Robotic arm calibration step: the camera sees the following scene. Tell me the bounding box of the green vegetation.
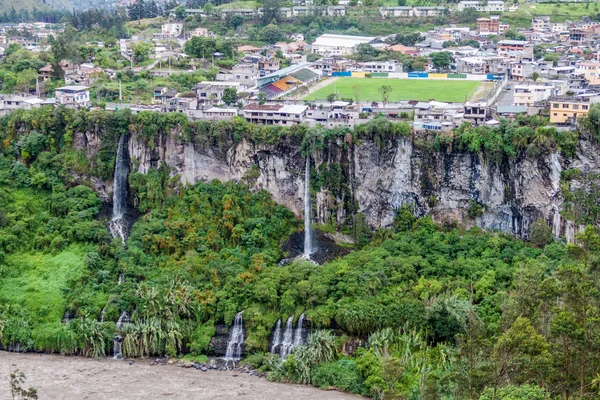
[1,108,600,399]
[304,78,482,103]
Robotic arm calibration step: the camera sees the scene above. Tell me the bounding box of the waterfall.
[270,319,282,354]
[99,308,105,323]
[116,311,129,330]
[225,312,245,360]
[303,155,313,258]
[113,311,129,359]
[109,134,129,244]
[279,315,294,358]
[293,313,306,346]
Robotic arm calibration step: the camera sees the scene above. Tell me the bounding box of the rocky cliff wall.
[113,129,600,242]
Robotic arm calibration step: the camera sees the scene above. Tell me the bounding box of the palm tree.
[530,71,541,82]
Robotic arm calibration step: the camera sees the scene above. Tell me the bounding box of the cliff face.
[116,129,599,242]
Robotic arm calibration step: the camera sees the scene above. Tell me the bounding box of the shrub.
[311,359,369,396]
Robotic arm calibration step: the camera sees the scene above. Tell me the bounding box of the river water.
[0,352,362,399]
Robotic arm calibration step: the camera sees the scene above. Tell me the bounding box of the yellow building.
[580,62,600,85]
[549,95,600,124]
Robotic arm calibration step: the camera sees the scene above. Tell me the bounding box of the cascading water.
[99,308,105,323]
[113,311,129,359]
[109,134,129,244]
[303,155,313,258]
[225,312,245,360]
[270,319,282,354]
[293,313,306,346]
[279,315,295,358]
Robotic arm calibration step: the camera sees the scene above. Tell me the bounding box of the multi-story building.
[531,16,551,31]
[477,17,499,34]
[54,86,90,108]
[513,84,560,106]
[463,102,488,125]
[457,0,504,12]
[259,57,280,74]
[509,62,534,81]
[579,61,600,85]
[242,103,308,125]
[413,101,464,132]
[217,63,259,87]
[193,81,242,105]
[0,94,44,116]
[497,40,529,55]
[549,95,600,124]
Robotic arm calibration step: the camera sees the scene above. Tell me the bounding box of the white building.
[243,103,308,125]
[311,34,381,56]
[513,84,561,106]
[55,86,90,108]
[457,0,504,12]
[161,23,183,37]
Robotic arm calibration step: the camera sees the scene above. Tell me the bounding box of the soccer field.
[303,78,482,103]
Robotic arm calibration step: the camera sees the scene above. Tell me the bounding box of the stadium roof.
[312,34,378,49]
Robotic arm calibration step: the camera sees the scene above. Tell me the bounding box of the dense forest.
[1,108,600,399]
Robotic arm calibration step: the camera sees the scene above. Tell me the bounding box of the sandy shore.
[0,352,364,400]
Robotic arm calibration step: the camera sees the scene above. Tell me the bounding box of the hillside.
[1,108,600,399]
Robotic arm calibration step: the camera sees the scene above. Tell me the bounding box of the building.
[202,107,238,121]
[38,64,54,82]
[463,102,488,125]
[387,44,419,56]
[513,84,559,106]
[579,62,600,85]
[477,17,499,34]
[259,57,281,74]
[413,101,464,132]
[457,0,504,12]
[0,94,44,116]
[497,40,529,55]
[193,81,242,105]
[379,6,413,18]
[362,60,402,73]
[242,103,308,125]
[55,86,90,108]
[413,6,446,17]
[311,34,381,56]
[509,62,534,81]
[217,63,259,87]
[154,23,183,39]
[532,16,551,31]
[549,94,600,124]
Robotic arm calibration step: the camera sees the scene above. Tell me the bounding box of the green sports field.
[303,78,482,103]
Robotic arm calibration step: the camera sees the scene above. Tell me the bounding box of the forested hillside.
[1,107,600,399]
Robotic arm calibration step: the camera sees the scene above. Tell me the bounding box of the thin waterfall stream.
[225,312,245,360]
[109,134,129,244]
[303,155,313,258]
[279,315,294,358]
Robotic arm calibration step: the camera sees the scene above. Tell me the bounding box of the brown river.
[0,352,363,399]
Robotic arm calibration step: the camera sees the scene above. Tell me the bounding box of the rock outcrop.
[89,128,600,242]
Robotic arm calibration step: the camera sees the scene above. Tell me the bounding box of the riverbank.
[0,352,364,399]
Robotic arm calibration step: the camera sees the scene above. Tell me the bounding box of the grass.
[0,247,86,325]
[303,78,481,103]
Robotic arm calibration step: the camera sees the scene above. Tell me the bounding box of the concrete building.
[217,63,259,87]
[477,17,499,34]
[413,101,464,132]
[55,86,90,108]
[497,40,529,55]
[549,94,600,124]
[532,16,551,31]
[311,34,381,56]
[193,81,242,106]
[579,62,600,85]
[243,103,308,125]
[457,0,504,12]
[202,107,238,121]
[513,84,560,106]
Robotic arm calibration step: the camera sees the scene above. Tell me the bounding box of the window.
[562,104,569,108]
[573,104,579,110]
[553,103,559,108]
[553,113,557,116]
[583,105,589,110]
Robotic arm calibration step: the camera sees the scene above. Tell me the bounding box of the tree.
[530,72,540,82]
[222,87,238,106]
[352,84,361,102]
[258,91,267,105]
[355,43,379,61]
[261,24,283,44]
[397,0,406,5]
[529,219,552,248]
[442,41,458,48]
[173,5,186,19]
[327,93,338,103]
[378,85,392,106]
[262,0,282,24]
[229,14,245,29]
[430,51,453,70]
[133,41,153,63]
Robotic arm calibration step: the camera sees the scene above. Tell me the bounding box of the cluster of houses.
[0,22,62,55]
